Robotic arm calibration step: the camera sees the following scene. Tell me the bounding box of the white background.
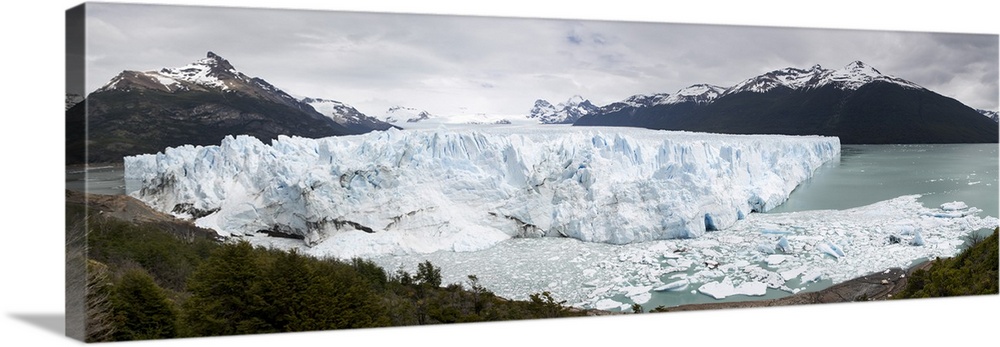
[1,1,998,346]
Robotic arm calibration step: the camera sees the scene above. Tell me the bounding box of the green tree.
[415,260,442,287]
[181,241,268,336]
[527,291,567,318]
[111,268,178,340]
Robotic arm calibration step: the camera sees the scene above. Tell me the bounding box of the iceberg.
[940,201,968,211]
[125,126,839,257]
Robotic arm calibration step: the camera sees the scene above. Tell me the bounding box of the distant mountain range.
[381,106,434,124]
[529,95,599,124]
[67,52,392,164]
[69,55,997,165]
[573,61,998,144]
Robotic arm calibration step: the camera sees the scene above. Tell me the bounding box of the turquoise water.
[769,144,998,220]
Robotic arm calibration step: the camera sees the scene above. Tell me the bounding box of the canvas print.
[65,2,999,342]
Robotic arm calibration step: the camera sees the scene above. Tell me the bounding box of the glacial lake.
[769,144,997,222]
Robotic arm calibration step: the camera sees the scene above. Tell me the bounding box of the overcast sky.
[80,2,999,117]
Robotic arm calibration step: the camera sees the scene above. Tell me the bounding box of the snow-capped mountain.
[723,61,923,96]
[69,52,379,164]
[96,52,304,106]
[598,93,671,114]
[663,84,727,104]
[977,109,999,123]
[382,106,434,123]
[575,61,997,144]
[301,97,395,133]
[529,95,599,124]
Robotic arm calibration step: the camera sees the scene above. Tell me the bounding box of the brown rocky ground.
[66,189,220,242]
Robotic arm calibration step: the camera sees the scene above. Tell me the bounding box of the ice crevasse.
[124,127,840,258]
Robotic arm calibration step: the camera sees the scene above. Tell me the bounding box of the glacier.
[124,126,839,258]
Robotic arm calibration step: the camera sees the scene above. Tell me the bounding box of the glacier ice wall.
[124,127,839,256]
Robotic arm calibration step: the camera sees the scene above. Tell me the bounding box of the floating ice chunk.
[629,292,652,304]
[690,240,721,248]
[698,279,735,299]
[757,243,776,254]
[780,266,808,281]
[940,201,968,211]
[765,255,787,266]
[890,223,919,236]
[776,236,792,253]
[734,281,768,296]
[761,225,792,235]
[816,242,840,259]
[829,242,845,257]
[698,278,767,299]
[922,210,971,218]
[701,249,722,258]
[622,285,653,297]
[911,232,925,246]
[800,268,823,283]
[589,286,612,298]
[817,241,845,259]
[594,298,623,310]
[653,279,689,292]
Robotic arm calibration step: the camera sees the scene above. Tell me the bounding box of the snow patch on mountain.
[382,106,433,123]
[98,52,236,93]
[724,61,923,96]
[125,127,840,258]
[529,96,600,124]
[599,93,671,114]
[663,84,727,105]
[301,97,391,129]
[977,109,999,123]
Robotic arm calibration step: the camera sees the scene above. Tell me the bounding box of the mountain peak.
[840,60,881,75]
[533,99,554,108]
[383,106,433,123]
[200,51,236,72]
[529,96,599,124]
[724,61,921,95]
[663,84,726,105]
[566,95,586,105]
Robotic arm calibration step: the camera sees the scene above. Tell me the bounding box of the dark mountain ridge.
[67,52,383,164]
[575,62,998,144]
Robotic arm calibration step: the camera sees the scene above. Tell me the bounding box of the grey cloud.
[83,3,998,116]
